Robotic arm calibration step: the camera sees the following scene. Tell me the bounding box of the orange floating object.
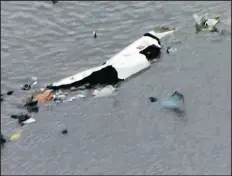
[34,90,54,104]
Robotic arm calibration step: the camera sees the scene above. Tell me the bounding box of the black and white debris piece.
[11,113,36,126]
[21,77,38,91]
[93,31,97,38]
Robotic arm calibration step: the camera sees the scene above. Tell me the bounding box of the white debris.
[22,118,36,124]
[63,94,86,103]
[92,85,116,98]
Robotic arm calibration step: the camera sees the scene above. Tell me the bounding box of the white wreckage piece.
[46,28,175,93]
[193,13,220,33]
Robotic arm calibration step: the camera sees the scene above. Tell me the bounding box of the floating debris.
[24,96,39,113]
[21,77,38,91]
[22,118,36,124]
[10,130,23,141]
[1,134,6,145]
[26,106,39,113]
[166,46,177,54]
[25,96,38,107]
[6,91,14,95]
[61,129,68,134]
[93,31,97,38]
[149,91,185,115]
[11,113,36,125]
[63,94,86,103]
[193,13,220,33]
[21,84,31,91]
[149,97,158,102]
[34,89,54,104]
[160,91,185,111]
[92,85,117,98]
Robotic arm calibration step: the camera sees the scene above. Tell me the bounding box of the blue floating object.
[160,91,185,111]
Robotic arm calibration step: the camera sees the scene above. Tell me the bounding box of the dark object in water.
[166,46,171,54]
[149,97,158,102]
[93,31,97,38]
[62,129,68,134]
[21,84,31,91]
[139,44,161,60]
[24,100,38,107]
[166,46,177,54]
[6,91,14,95]
[11,113,31,125]
[47,65,123,90]
[26,106,39,113]
[24,97,39,113]
[21,77,38,91]
[1,134,6,145]
[52,0,58,4]
[1,94,3,101]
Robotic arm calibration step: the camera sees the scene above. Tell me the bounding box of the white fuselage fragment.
[50,30,174,88]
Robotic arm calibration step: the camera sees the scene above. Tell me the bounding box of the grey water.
[1,1,231,175]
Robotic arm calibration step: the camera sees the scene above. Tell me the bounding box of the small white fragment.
[40,88,45,92]
[63,94,86,102]
[92,85,116,98]
[22,118,36,124]
[31,77,38,81]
